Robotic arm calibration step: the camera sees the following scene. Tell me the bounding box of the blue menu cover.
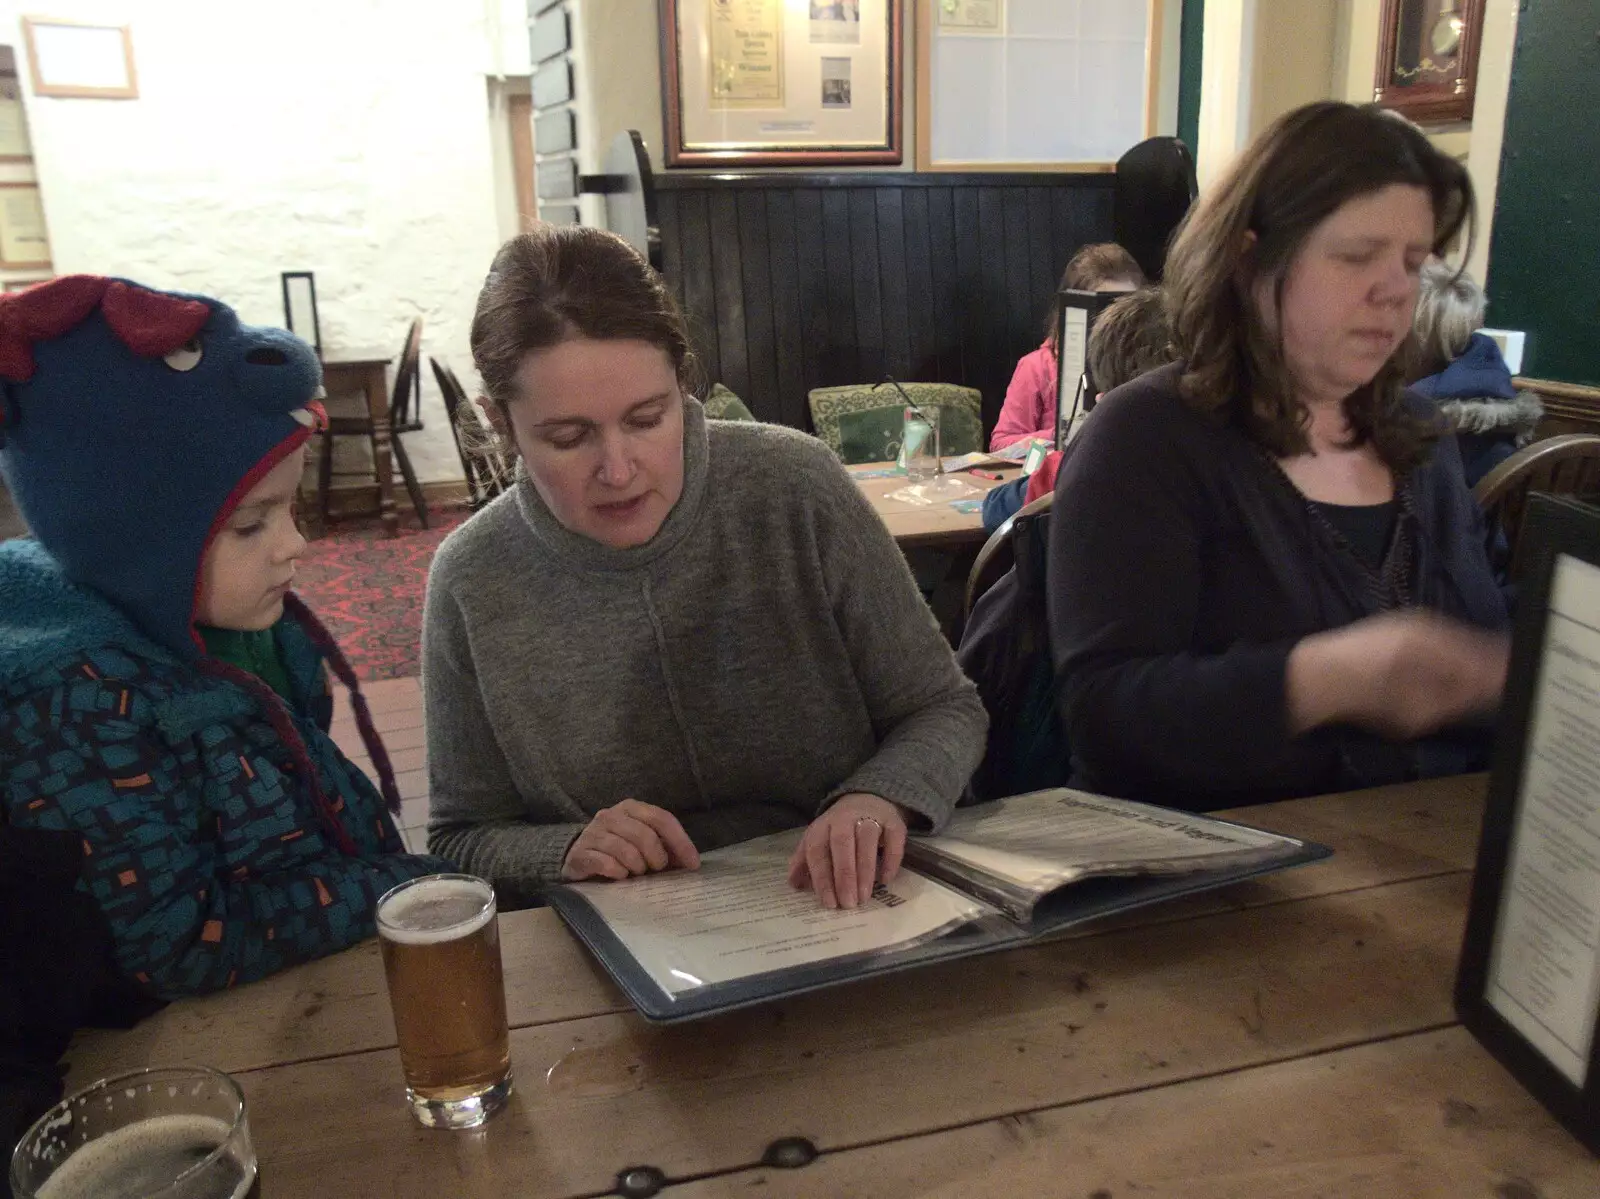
[548,789,1332,1024]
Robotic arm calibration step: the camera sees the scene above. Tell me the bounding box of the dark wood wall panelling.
[655,173,1115,434]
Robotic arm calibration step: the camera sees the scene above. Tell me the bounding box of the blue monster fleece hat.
[0,275,326,658]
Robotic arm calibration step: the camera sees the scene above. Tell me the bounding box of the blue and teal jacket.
[3,537,451,998]
[0,541,449,998]
[0,276,447,1000]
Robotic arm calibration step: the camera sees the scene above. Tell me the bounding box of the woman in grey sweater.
[424,225,986,911]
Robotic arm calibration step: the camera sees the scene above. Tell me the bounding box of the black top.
[1,825,162,1173]
[1048,364,1509,811]
[1309,498,1399,572]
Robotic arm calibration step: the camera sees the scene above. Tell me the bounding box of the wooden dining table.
[66,775,1598,1197]
[853,461,1022,551]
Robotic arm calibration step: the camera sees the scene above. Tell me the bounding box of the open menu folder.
[547,788,1331,1023]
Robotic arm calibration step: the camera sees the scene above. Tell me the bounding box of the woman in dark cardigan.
[1047,102,1509,811]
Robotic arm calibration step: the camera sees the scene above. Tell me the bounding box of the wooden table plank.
[661,1027,1598,1198]
[66,907,627,1087]
[66,776,1487,1085]
[231,873,1473,1197]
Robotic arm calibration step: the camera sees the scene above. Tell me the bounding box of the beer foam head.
[31,1114,252,1199]
[378,875,495,944]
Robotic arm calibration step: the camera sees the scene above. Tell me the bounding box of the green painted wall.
[1484,2,1600,386]
[1176,0,1205,156]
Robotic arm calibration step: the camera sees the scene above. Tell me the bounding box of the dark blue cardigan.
[1047,364,1508,810]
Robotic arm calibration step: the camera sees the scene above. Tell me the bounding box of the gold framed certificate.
[708,0,784,107]
[661,0,903,166]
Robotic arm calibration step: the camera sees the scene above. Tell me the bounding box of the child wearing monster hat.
[0,275,450,999]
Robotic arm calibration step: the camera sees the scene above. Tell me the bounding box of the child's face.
[197,446,308,631]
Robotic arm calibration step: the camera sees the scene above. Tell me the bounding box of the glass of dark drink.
[376,873,513,1129]
[10,1065,258,1199]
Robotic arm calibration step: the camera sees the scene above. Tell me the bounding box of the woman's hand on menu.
[560,800,701,882]
[787,792,908,910]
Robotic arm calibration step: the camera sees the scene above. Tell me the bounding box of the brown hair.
[1087,287,1174,394]
[470,224,700,422]
[1163,101,1473,471]
[1044,242,1147,347]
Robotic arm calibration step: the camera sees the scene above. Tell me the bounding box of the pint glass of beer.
[376,873,513,1128]
[10,1065,257,1199]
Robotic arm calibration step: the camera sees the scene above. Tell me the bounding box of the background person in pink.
[989,243,1146,450]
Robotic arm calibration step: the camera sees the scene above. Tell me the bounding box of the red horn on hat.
[102,280,210,357]
[0,275,110,382]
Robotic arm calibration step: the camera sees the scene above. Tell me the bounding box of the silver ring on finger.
[855,816,883,834]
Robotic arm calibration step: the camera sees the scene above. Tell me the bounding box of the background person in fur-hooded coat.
[1411,259,1543,489]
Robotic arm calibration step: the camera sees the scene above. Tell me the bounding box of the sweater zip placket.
[640,576,711,807]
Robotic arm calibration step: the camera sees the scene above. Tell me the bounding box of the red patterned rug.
[293,506,473,680]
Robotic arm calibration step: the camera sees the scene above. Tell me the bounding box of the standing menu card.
[1457,494,1600,1153]
[548,788,1328,1023]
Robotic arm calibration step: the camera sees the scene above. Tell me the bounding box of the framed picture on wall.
[21,17,138,100]
[918,0,1162,170]
[1374,0,1485,123]
[659,0,904,166]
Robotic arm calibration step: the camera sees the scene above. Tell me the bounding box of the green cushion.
[807,383,983,464]
[704,383,756,421]
[835,407,908,465]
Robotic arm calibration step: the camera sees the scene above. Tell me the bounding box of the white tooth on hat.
[311,385,327,399]
[290,408,316,427]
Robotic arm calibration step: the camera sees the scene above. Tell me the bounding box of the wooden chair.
[430,357,514,509]
[965,491,1054,622]
[318,318,429,530]
[1474,433,1600,579]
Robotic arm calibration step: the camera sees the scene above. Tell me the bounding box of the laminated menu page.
[1456,495,1600,1154]
[548,788,1329,1022]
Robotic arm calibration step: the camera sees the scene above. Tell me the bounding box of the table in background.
[67,776,1599,1197]
[319,349,397,538]
[853,461,1020,551]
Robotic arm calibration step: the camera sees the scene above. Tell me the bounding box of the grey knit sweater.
[423,400,986,905]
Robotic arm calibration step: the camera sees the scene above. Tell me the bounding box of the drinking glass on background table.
[376,873,513,1129]
[899,405,941,482]
[10,1066,258,1199]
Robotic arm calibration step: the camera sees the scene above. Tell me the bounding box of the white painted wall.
[1248,0,1338,138]
[1,0,528,485]
[1462,0,1519,285]
[1195,0,1256,189]
[489,77,534,243]
[1154,0,1183,137]
[572,0,665,224]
